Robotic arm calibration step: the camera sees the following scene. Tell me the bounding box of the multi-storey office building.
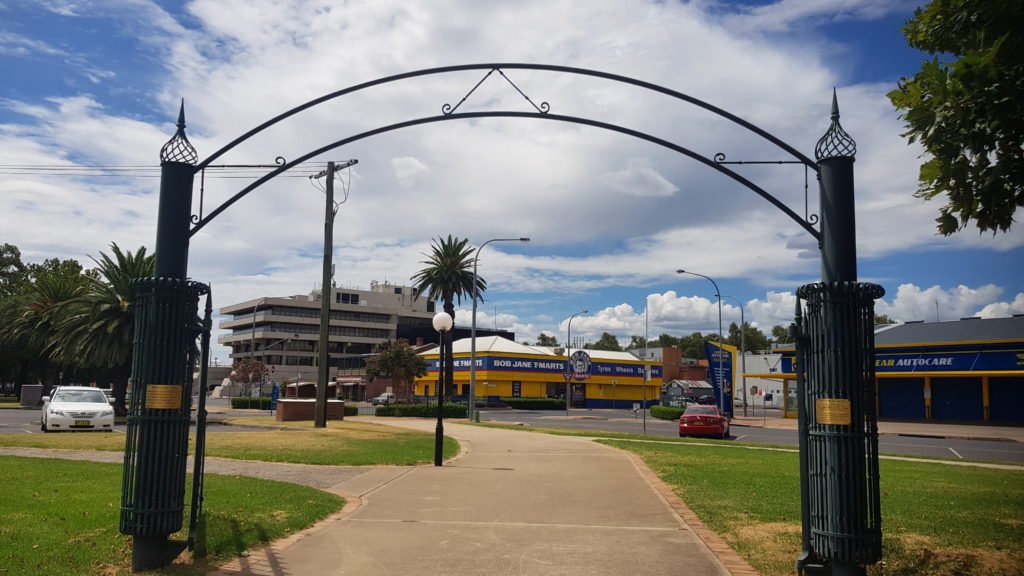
[218,281,513,391]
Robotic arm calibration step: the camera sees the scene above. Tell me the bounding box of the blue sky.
[2,0,1022,364]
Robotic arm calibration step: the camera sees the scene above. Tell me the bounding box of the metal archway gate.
[120,64,883,576]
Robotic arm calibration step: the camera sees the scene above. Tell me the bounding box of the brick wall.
[276,399,346,422]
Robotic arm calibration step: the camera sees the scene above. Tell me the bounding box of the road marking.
[948,447,963,459]
[733,434,747,441]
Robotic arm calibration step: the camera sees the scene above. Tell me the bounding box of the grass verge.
[604,439,1024,576]
[0,455,342,576]
[0,418,459,465]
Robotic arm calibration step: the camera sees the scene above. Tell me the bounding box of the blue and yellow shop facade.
[414,337,663,408]
[765,317,1024,423]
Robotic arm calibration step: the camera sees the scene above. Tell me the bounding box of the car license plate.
[690,421,704,425]
[74,420,91,427]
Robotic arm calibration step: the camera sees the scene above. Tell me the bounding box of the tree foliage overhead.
[888,0,1024,235]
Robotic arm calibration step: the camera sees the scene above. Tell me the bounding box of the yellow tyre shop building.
[767,316,1024,423]
[415,336,663,408]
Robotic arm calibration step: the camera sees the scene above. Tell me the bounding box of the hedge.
[650,405,685,420]
[375,403,467,418]
[501,398,565,410]
[230,397,274,410]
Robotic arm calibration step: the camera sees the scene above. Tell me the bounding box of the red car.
[678,405,729,439]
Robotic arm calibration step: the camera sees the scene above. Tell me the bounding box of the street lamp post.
[565,309,588,415]
[722,295,748,417]
[432,312,453,466]
[470,237,529,422]
[676,269,727,417]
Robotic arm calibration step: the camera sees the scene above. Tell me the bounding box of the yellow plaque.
[145,385,182,410]
[815,398,851,425]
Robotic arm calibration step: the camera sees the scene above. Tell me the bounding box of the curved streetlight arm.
[470,237,529,421]
[677,269,728,417]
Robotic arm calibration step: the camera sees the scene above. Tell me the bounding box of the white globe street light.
[432,312,453,466]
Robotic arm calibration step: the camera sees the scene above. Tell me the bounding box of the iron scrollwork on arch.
[442,67,550,115]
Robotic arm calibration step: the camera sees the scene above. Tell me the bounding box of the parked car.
[371,392,397,406]
[678,404,729,439]
[41,386,115,432]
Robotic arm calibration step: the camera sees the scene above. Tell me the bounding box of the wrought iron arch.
[188,63,821,241]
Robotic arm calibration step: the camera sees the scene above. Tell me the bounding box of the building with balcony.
[218,281,514,397]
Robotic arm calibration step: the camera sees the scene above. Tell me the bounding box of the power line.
[0,161,330,178]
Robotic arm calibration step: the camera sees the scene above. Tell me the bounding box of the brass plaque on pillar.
[145,385,182,409]
[815,398,851,425]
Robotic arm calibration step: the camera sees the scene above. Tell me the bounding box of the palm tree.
[50,244,155,415]
[410,235,485,395]
[0,265,90,395]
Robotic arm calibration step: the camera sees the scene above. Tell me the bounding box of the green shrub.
[501,398,565,410]
[231,397,274,410]
[376,403,467,418]
[650,405,685,420]
[344,404,358,416]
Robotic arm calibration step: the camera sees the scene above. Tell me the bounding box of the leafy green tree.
[628,335,654,350]
[677,332,709,360]
[888,0,1024,234]
[875,314,897,325]
[229,357,266,397]
[364,339,429,396]
[657,333,680,348]
[771,325,793,345]
[535,333,559,347]
[411,235,483,395]
[589,332,623,351]
[0,243,28,298]
[726,322,771,353]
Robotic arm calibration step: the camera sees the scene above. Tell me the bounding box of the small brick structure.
[275,399,346,422]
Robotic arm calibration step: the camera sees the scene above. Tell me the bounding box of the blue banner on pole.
[704,341,734,417]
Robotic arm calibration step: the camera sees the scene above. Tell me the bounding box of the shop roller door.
[878,377,924,419]
[989,377,1024,423]
[932,377,983,420]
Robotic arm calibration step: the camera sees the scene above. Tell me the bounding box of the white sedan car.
[41,386,115,432]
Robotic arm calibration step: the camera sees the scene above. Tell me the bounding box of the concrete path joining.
[211,419,746,576]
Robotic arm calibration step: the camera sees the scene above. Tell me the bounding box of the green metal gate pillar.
[120,101,200,571]
[795,92,884,576]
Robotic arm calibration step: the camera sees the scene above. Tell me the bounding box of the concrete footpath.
[210,419,749,576]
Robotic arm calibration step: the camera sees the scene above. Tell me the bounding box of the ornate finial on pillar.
[159,99,198,165]
[815,88,856,161]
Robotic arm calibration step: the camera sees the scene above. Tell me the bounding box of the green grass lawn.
[0,418,460,465]
[605,439,1024,576]
[3,419,1020,575]
[0,456,342,576]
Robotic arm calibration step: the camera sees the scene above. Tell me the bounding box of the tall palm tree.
[410,235,485,396]
[51,244,155,414]
[0,270,90,394]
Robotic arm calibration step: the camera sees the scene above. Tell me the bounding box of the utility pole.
[312,159,357,428]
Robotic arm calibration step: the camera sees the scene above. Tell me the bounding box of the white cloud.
[2,0,1021,362]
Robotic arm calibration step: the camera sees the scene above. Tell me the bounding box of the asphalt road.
[3,403,1022,464]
